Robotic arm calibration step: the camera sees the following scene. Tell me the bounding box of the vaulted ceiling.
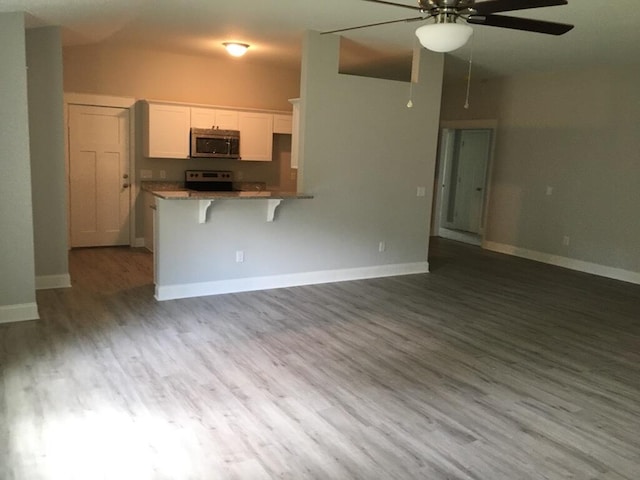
[5,0,639,80]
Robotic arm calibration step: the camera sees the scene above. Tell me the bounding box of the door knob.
[123,183,130,189]
[123,173,129,179]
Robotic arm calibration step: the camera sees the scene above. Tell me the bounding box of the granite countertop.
[141,181,312,200]
[151,190,313,200]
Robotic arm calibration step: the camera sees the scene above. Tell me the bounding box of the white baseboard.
[438,228,482,246]
[36,274,71,290]
[483,241,640,286]
[155,261,430,301]
[0,303,39,324]
[133,237,146,248]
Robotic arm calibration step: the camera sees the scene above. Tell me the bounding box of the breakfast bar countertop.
[151,190,313,200]
[141,181,312,200]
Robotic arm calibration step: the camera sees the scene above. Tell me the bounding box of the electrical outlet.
[140,169,152,180]
[546,186,553,196]
[378,241,386,252]
[417,186,426,197]
[237,171,244,181]
[235,250,244,263]
[160,170,167,179]
[563,236,570,246]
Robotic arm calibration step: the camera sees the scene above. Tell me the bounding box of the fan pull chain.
[464,33,474,110]
[407,36,419,109]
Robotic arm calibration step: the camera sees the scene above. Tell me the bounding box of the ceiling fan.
[324,0,574,53]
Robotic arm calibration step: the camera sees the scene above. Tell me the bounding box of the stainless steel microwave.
[190,128,240,159]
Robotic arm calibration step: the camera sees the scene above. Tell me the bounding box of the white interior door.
[69,105,130,247]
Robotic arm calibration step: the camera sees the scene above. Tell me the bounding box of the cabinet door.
[273,114,293,134]
[238,112,274,161]
[215,109,239,130]
[290,99,300,169]
[191,107,239,130]
[145,103,190,159]
[190,107,218,129]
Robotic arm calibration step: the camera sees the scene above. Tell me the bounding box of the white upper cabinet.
[143,100,289,161]
[273,114,293,134]
[191,107,239,130]
[143,102,191,159]
[215,109,240,130]
[289,98,300,169]
[238,112,274,162]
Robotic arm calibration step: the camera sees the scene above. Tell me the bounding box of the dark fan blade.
[473,0,568,15]
[467,14,574,35]
[362,0,424,12]
[322,16,424,35]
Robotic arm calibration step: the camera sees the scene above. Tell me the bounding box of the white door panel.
[69,105,130,247]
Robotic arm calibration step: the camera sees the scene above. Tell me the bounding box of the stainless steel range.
[185,170,234,192]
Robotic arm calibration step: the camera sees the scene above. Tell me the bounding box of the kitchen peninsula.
[148,186,313,223]
[143,182,314,300]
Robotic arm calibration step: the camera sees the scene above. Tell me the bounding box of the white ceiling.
[4,0,639,80]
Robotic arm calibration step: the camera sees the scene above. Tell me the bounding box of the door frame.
[64,93,137,247]
[433,119,498,247]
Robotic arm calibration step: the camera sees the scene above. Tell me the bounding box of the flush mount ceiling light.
[415,14,473,53]
[223,42,249,57]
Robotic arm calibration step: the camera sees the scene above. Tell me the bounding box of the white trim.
[155,261,430,301]
[0,303,39,324]
[440,119,498,130]
[484,241,640,286]
[434,119,498,244]
[64,93,137,247]
[36,274,71,290]
[438,228,481,246]
[64,93,135,109]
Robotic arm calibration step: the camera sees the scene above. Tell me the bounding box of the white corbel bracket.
[197,198,283,223]
[198,199,214,224]
[266,199,283,222]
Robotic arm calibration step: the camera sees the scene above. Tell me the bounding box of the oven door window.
[195,137,230,156]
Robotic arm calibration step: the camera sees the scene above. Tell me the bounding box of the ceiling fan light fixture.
[415,22,473,53]
[223,42,249,57]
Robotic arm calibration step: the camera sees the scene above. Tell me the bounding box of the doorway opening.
[433,122,495,246]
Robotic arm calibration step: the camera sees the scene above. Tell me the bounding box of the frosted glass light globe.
[223,42,249,57]
[415,23,473,53]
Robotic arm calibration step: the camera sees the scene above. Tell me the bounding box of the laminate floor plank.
[1,240,639,479]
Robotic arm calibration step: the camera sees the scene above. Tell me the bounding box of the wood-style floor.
[1,238,639,479]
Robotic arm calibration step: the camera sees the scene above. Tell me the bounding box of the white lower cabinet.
[238,112,274,161]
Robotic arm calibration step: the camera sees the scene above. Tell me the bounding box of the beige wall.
[63,44,300,111]
[441,65,640,275]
